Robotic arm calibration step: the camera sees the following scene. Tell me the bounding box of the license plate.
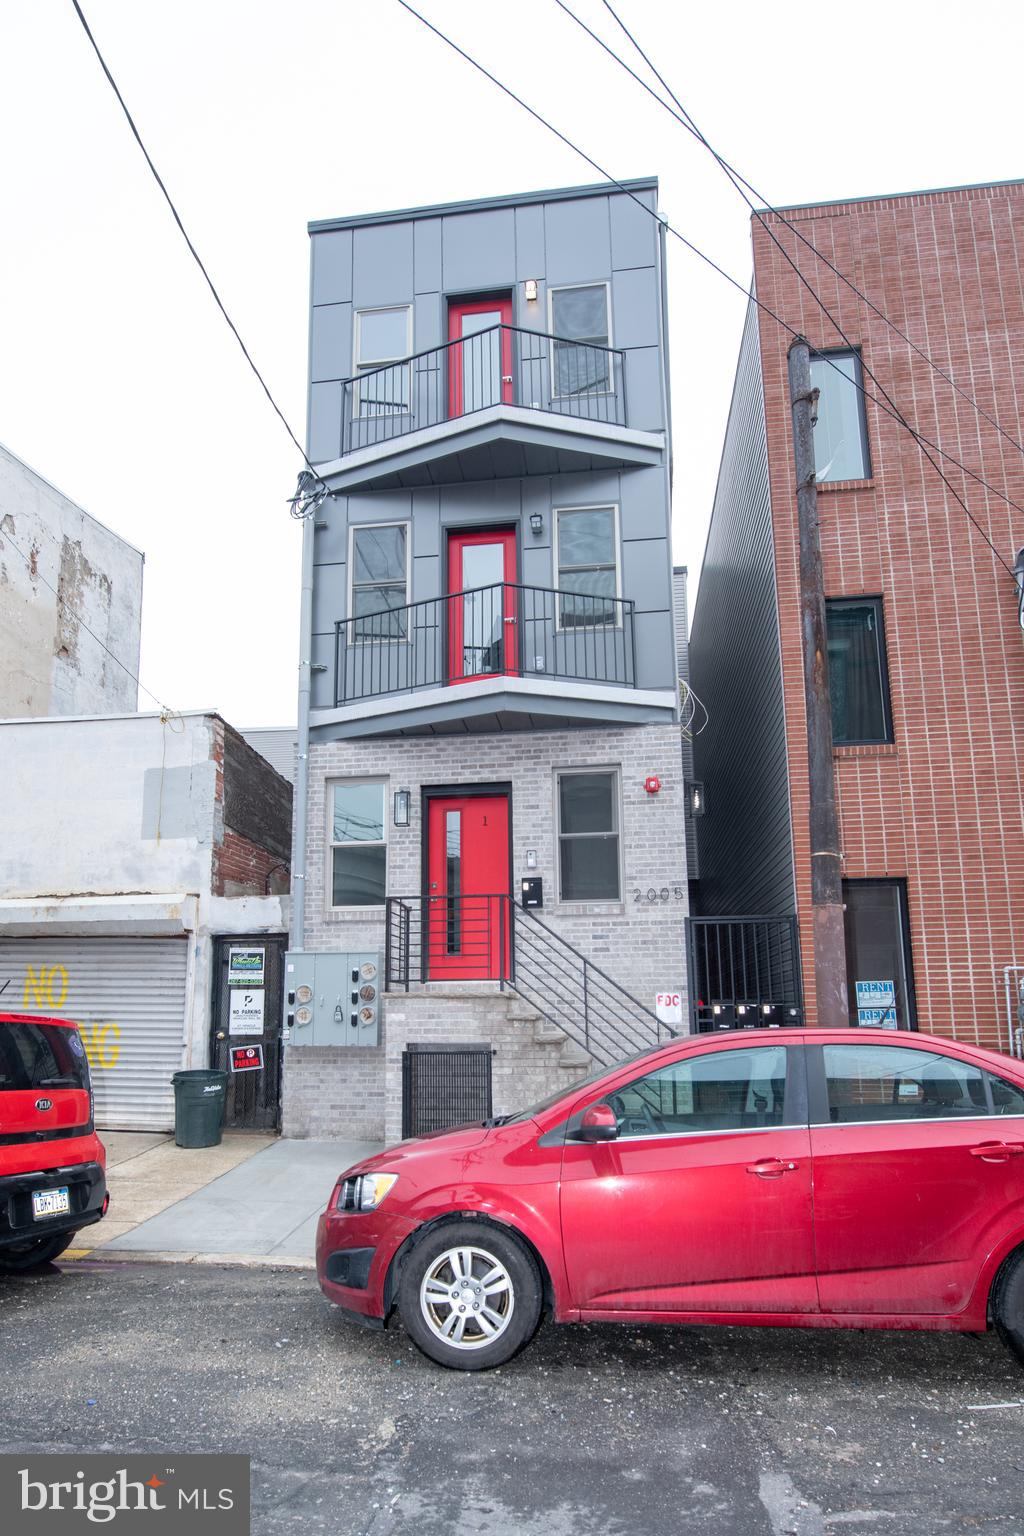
[32,1187,70,1220]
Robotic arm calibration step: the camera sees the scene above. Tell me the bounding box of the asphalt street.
[1,1258,1023,1536]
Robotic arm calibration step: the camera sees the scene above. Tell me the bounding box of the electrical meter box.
[283,951,381,1047]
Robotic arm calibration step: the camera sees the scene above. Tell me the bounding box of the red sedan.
[315,1027,1024,1371]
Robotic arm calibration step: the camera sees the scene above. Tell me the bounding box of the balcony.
[336,580,635,704]
[314,325,665,492]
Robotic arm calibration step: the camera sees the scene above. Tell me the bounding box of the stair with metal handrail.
[385,893,672,1066]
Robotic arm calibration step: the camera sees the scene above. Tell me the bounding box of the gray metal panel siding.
[688,298,795,916]
[672,567,698,878]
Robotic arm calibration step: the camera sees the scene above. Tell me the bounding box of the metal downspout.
[291,510,315,950]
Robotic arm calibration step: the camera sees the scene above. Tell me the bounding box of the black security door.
[210,935,287,1130]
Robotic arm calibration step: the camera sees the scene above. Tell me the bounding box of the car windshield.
[495,1043,667,1125]
[0,1022,91,1092]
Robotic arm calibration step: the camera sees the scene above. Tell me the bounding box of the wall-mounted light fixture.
[529,511,544,536]
[393,788,411,827]
[685,779,705,818]
[524,279,539,302]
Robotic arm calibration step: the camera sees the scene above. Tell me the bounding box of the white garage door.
[0,937,189,1131]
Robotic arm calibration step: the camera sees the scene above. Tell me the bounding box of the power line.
[69,0,316,479]
[565,0,1024,573]
[0,521,172,714]
[564,0,1024,464]
[394,0,1019,579]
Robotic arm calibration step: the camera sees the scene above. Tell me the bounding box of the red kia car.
[0,1012,108,1271]
[316,1027,1024,1371]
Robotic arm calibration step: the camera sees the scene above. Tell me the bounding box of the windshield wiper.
[37,1076,81,1087]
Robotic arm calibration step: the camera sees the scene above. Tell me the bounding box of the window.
[604,1045,788,1138]
[549,283,611,396]
[844,880,916,1030]
[557,769,620,902]
[554,505,620,628]
[354,306,411,417]
[819,1043,1022,1124]
[329,781,386,907]
[349,523,409,639]
[810,349,871,482]
[826,597,893,744]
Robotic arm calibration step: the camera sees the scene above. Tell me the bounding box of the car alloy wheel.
[419,1244,515,1350]
[0,1231,76,1273]
[397,1219,543,1370]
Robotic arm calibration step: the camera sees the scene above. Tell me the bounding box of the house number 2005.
[633,886,686,904]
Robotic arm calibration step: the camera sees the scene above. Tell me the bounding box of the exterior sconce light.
[393,788,411,827]
[529,512,544,536]
[685,780,705,818]
[524,279,539,302]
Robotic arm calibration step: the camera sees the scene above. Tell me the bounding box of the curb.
[59,1248,315,1271]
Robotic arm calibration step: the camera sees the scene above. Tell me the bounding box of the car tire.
[0,1231,77,1273]
[398,1220,543,1371]
[993,1248,1024,1368]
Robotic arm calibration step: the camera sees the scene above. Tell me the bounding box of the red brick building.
[689,179,1024,1052]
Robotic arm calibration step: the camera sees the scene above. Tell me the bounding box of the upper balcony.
[312,324,665,494]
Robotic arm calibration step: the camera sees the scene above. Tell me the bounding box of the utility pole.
[787,339,848,1027]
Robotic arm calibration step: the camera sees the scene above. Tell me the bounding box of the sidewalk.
[67,1132,381,1269]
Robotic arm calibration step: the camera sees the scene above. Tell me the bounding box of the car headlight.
[336,1172,398,1212]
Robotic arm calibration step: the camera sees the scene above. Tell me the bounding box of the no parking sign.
[230,1044,264,1073]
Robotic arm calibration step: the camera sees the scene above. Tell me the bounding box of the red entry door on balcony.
[448,527,517,682]
[426,795,510,980]
[448,295,513,418]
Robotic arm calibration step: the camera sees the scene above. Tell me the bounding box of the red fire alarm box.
[644,775,661,795]
[230,1044,264,1074]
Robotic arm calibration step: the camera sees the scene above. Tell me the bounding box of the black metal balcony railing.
[341,324,626,456]
[334,581,636,706]
[385,894,669,1066]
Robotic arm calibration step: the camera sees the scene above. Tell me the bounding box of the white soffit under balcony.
[310,674,678,739]
[316,405,665,494]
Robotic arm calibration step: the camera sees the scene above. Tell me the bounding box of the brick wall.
[209,716,293,898]
[753,181,1024,1048]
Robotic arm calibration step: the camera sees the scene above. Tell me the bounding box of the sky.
[1,0,1022,727]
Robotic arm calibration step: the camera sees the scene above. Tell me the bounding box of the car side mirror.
[578,1102,618,1143]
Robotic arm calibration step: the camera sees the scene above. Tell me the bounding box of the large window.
[330,780,387,907]
[557,769,620,902]
[826,597,893,744]
[604,1045,788,1137]
[554,505,620,628]
[844,879,916,1030]
[810,348,871,482]
[549,283,611,396]
[354,306,412,417]
[349,523,409,639]
[819,1043,1024,1124]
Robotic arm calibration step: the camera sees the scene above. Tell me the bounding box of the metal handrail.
[338,322,623,388]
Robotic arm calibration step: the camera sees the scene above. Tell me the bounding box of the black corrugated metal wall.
[688,297,796,917]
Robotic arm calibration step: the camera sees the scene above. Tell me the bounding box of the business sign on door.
[230,1043,264,1074]
[228,947,265,987]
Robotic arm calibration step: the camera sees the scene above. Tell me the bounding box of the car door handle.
[746,1158,798,1178]
[970,1142,1024,1162]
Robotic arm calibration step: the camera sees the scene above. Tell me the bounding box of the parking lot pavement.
[2,1260,1023,1536]
[99,1138,380,1261]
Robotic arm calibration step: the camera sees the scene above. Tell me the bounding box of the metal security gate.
[0,936,189,1130]
[686,917,804,1033]
[210,935,287,1131]
[401,1043,493,1139]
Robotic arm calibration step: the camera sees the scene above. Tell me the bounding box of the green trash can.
[171,1069,228,1148]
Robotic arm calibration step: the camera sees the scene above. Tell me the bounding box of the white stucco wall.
[0,442,144,717]
[0,713,288,1072]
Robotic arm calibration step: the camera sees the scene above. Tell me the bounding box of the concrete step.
[532,1019,566,1045]
[559,1040,591,1070]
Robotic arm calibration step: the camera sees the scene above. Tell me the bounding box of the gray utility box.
[284,951,381,1047]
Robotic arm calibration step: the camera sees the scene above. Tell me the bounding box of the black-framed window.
[843,879,916,1030]
[810,348,871,482]
[557,769,620,901]
[826,597,893,744]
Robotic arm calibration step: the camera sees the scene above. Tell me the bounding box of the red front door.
[448,295,513,418]
[426,795,510,981]
[448,527,517,682]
